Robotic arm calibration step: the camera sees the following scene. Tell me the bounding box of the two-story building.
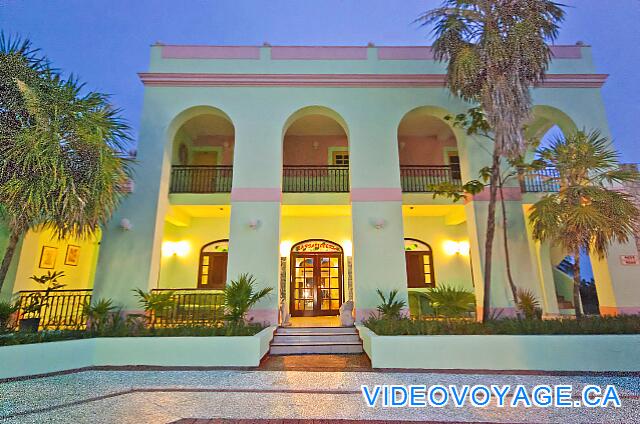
[3,43,639,326]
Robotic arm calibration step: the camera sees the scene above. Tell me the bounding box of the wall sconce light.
[279,240,293,257]
[399,141,406,150]
[162,240,190,257]
[312,141,320,150]
[119,218,133,231]
[444,240,470,256]
[248,219,261,230]
[371,218,386,230]
[223,141,230,149]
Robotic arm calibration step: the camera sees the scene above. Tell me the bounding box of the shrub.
[85,298,118,333]
[224,274,273,325]
[422,285,475,318]
[515,288,542,320]
[133,289,176,328]
[375,289,406,320]
[363,315,640,336]
[0,323,266,347]
[0,300,18,331]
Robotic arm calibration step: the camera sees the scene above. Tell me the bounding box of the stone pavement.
[0,359,639,423]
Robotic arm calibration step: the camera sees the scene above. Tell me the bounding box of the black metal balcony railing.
[150,289,225,327]
[16,289,92,330]
[520,167,561,193]
[170,166,233,193]
[283,165,350,193]
[400,165,461,193]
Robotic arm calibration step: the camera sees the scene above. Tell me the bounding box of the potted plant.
[19,271,66,332]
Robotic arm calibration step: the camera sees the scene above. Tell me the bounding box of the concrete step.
[272,334,361,343]
[270,341,364,355]
[270,325,363,355]
[276,326,357,334]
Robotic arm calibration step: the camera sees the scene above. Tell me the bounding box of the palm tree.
[529,130,640,319]
[0,34,132,291]
[419,1,565,321]
[223,274,273,325]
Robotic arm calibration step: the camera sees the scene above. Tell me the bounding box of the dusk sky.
[2,0,639,161]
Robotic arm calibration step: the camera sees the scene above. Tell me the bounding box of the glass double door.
[290,253,343,317]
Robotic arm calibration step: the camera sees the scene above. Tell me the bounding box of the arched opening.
[289,239,344,317]
[397,107,462,192]
[169,108,235,193]
[158,106,234,293]
[523,106,599,316]
[197,240,229,290]
[282,107,349,193]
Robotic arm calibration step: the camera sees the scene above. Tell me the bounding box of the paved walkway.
[0,362,638,423]
[260,353,371,371]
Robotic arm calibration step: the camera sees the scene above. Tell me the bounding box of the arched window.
[404,239,435,288]
[198,240,228,290]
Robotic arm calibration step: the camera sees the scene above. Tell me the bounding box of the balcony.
[283,165,350,193]
[519,167,561,193]
[170,166,233,193]
[400,165,461,193]
[16,289,92,330]
[150,289,225,327]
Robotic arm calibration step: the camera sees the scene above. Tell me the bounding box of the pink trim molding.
[466,187,523,203]
[378,47,435,60]
[271,46,368,60]
[351,188,403,202]
[139,73,607,88]
[600,306,640,316]
[355,308,377,322]
[245,308,278,326]
[550,45,583,59]
[377,45,581,60]
[231,188,281,202]
[157,45,583,61]
[162,45,260,60]
[476,306,518,320]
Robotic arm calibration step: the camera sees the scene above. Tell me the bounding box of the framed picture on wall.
[39,246,58,269]
[65,245,80,266]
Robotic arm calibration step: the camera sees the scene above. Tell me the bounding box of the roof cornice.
[138,73,608,89]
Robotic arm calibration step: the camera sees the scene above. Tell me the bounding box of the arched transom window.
[198,240,228,290]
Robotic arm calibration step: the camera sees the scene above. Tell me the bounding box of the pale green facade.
[3,43,638,322]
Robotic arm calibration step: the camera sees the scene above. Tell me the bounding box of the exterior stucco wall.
[158,217,230,289]
[82,43,638,316]
[358,326,640,371]
[11,229,100,293]
[402,216,473,291]
[398,135,457,166]
[283,135,348,165]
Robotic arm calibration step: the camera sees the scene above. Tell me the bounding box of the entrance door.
[198,252,227,290]
[290,252,343,316]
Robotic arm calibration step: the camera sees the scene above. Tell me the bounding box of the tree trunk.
[498,180,519,306]
[482,149,501,322]
[572,253,584,320]
[0,228,21,293]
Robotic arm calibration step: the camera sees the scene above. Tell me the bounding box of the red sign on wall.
[619,255,640,265]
